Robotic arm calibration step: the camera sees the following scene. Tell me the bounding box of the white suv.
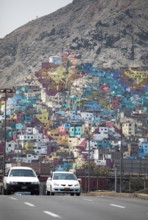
[46,171,81,196]
[3,166,40,195]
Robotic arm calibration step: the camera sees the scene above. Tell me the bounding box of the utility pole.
[114,165,117,193]
[120,120,123,193]
[0,88,15,177]
[84,124,91,193]
[117,110,124,193]
[88,135,91,193]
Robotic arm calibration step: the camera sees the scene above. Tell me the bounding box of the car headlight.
[74,183,80,187]
[31,182,40,185]
[9,181,18,185]
[53,182,59,186]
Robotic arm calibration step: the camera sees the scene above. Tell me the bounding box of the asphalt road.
[0,194,148,220]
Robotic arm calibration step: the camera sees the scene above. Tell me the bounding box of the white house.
[93,127,109,141]
[26,127,33,134]
[6,141,19,153]
[49,55,62,65]
[18,133,43,141]
[93,149,111,166]
[80,112,95,121]
[13,154,39,163]
[34,141,47,155]
[0,114,5,122]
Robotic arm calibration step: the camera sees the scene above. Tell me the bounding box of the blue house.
[69,124,82,137]
[96,140,112,149]
[16,123,24,130]
[138,142,148,158]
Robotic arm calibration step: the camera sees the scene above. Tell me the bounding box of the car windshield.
[53,173,77,180]
[9,169,36,177]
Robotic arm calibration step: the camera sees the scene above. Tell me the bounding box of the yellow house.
[122,122,136,137]
[47,128,60,142]
[58,134,69,146]
[23,140,34,151]
[123,68,148,86]
[47,128,69,146]
[68,137,83,150]
[36,109,50,128]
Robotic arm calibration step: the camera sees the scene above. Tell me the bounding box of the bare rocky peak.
[0,0,147,88]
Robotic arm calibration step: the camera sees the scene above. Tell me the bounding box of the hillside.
[0,0,148,88]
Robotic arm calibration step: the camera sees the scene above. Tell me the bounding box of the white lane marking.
[9,197,18,200]
[24,202,35,207]
[44,211,61,218]
[110,204,126,209]
[83,198,93,202]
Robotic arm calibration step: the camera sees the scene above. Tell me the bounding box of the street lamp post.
[84,124,91,193]
[120,122,123,193]
[114,165,117,193]
[117,110,124,193]
[0,88,15,177]
[88,135,91,193]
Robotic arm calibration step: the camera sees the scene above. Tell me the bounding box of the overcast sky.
[0,0,73,38]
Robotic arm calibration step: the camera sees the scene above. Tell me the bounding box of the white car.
[3,166,40,195]
[46,171,81,196]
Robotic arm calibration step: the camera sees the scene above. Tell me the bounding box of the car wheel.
[50,186,54,195]
[70,193,74,196]
[76,193,80,196]
[6,189,11,195]
[3,187,6,195]
[46,190,50,195]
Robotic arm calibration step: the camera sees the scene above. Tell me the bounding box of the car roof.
[10,166,33,170]
[53,171,74,174]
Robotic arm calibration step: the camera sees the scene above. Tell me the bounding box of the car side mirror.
[36,172,40,178]
[77,178,81,183]
[47,177,52,180]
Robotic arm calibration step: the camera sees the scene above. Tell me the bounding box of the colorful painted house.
[138,142,148,158]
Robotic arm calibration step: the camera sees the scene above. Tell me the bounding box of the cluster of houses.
[0,51,148,174]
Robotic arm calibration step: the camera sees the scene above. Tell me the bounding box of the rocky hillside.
[0,0,147,88]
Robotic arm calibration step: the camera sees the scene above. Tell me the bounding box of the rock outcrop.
[0,0,147,87]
